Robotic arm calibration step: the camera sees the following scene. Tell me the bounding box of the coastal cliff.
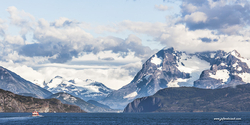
[124,84,250,112]
[0,89,86,113]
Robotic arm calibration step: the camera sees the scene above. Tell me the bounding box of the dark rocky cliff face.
[0,66,52,98]
[124,84,250,112]
[0,89,85,113]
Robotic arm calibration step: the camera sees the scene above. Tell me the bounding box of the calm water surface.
[0,112,250,125]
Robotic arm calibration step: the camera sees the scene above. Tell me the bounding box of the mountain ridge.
[47,92,121,112]
[123,84,250,112]
[42,76,113,101]
[102,47,250,109]
[0,88,85,113]
[0,66,52,98]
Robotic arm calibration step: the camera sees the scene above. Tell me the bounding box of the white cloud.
[180,0,250,34]
[6,6,36,35]
[0,49,144,90]
[96,20,167,38]
[154,5,172,11]
[184,12,208,23]
[158,24,250,58]
[0,61,136,90]
[181,3,197,13]
[4,35,25,45]
[3,3,250,91]
[0,18,7,36]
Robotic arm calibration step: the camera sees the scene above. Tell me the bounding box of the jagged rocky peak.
[136,47,192,95]
[228,50,241,57]
[101,47,212,109]
[194,50,250,89]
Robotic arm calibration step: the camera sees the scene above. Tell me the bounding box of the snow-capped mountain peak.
[102,47,250,109]
[41,76,113,101]
[227,50,241,58]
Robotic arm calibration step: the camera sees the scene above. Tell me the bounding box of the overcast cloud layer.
[1,0,250,89]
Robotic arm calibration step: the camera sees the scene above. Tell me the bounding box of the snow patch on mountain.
[239,58,250,68]
[144,74,151,81]
[238,73,250,83]
[209,69,230,83]
[220,63,226,66]
[237,67,242,71]
[151,54,163,66]
[168,78,188,87]
[210,53,216,58]
[177,53,210,73]
[232,61,238,68]
[176,53,210,86]
[56,93,77,103]
[48,77,64,88]
[123,91,138,99]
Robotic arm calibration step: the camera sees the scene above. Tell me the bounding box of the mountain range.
[1,47,250,112]
[41,76,113,101]
[0,66,118,112]
[101,47,250,109]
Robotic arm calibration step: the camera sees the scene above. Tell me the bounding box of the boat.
[32,110,39,116]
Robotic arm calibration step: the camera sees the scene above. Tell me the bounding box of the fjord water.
[0,112,250,125]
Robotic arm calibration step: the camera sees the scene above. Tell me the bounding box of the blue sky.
[0,0,250,89]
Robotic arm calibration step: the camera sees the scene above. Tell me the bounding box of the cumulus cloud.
[0,49,145,90]
[4,35,25,45]
[50,17,80,28]
[0,60,134,89]
[179,0,250,34]
[6,6,36,35]
[3,2,250,90]
[154,5,172,11]
[2,13,154,64]
[157,24,250,58]
[96,20,168,38]
[184,11,207,23]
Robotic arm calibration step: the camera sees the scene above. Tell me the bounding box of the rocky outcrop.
[0,66,52,98]
[0,89,85,113]
[124,84,250,112]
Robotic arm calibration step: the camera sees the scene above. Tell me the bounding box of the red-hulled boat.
[32,110,39,116]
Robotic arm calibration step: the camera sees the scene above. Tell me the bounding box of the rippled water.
[0,112,250,125]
